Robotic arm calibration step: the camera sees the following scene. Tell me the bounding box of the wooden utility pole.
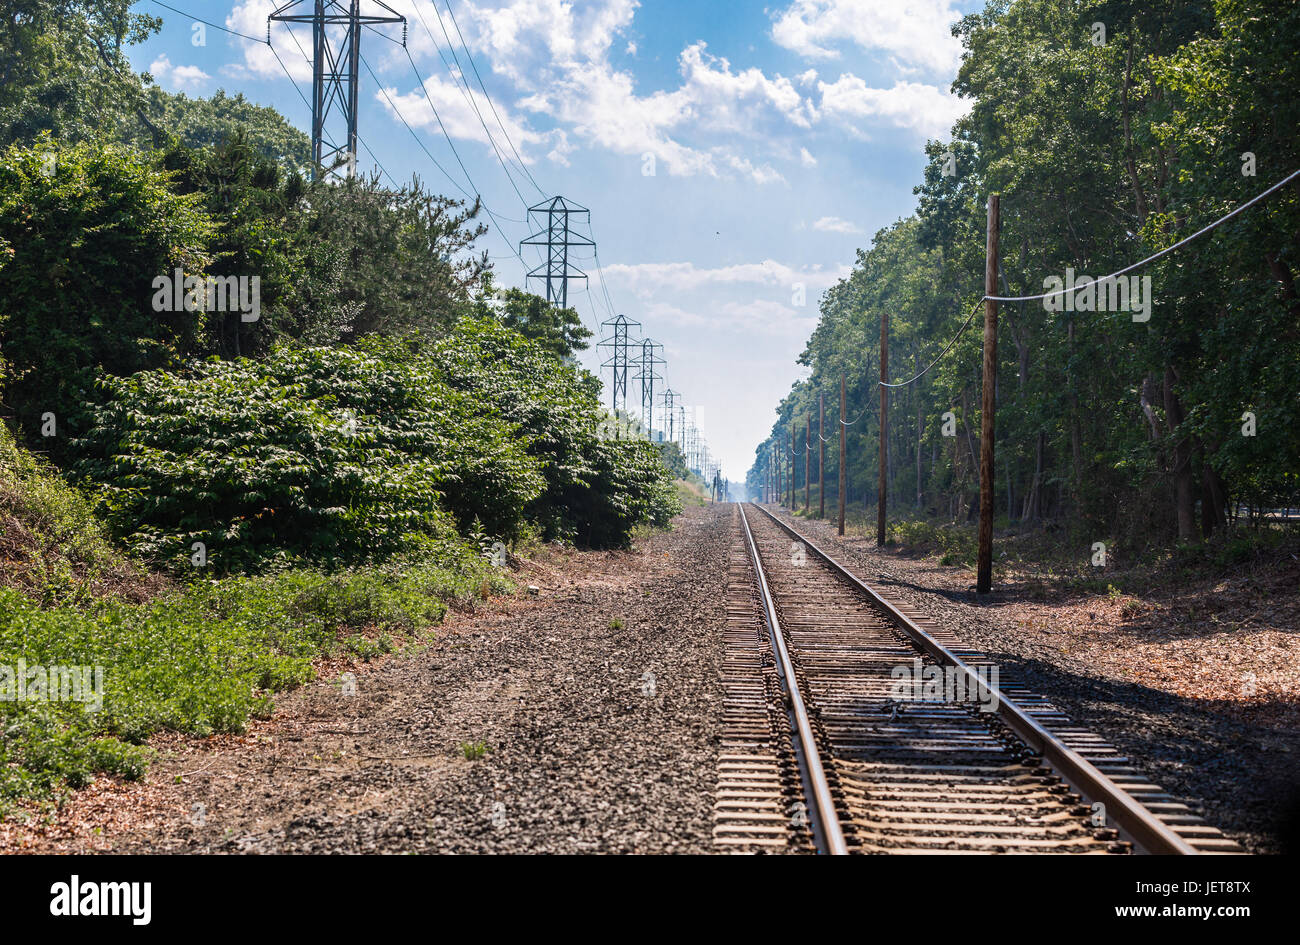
[877,312,889,545]
[774,445,781,504]
[818,392,825,519]
[804,419,810,513]
[789,427,795,508]
[838,374,847,536]
[977,194,999,594]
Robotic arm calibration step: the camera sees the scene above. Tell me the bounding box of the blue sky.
[128,0,980,486]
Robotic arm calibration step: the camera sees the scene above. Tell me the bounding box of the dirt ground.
[2,506,731,854]
[4,501,1293,854]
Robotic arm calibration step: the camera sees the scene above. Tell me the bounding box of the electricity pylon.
[520,196,594,310]
[269,1,406,181]
[661,388,678,444]
[633,339,665,439]
[598,314,641,424]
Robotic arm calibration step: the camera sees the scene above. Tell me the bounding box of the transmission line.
[883,166,1300,389]
[407,0,533,208]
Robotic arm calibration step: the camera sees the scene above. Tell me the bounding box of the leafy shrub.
[72,318,681,570]
[0,421,158,605]
[74,343,541,572]
[414,317,682,545]
[0,138,213,445]
[0,550,501,811]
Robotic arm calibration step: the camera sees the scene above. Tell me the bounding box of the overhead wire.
[883,166,1300,389]
[407,0,532,209]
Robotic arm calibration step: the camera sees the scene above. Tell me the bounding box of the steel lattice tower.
[521,196,594,310]
[598,314,641,420]
[633,339,665,439]
[661,388,678,444]
[269,1,406,181]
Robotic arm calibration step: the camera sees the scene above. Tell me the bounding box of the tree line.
[747,0,1299,556]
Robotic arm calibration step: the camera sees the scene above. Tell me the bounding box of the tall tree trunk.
[1022,431,1044,522]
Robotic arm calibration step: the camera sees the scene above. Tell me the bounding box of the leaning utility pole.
[598,314,641,422]
[977,195,1000,594]
[818,392,825,519]
[269,0,407,181]
[839,374,847,536]
[878,312,889,546]
[521,196,594,310]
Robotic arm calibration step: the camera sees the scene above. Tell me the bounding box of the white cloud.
[676,43,816,131]
[771,0,966,74]
[149,54,210,91]
[377,71,553,163]
[818,75,968,140]
[811,215,861,234]
[641,298,817,339]
[601,259,849,294]
[227,1,313,81]
[799,146,817,167]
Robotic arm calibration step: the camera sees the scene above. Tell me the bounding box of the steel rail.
[749,503,1199,856]
[738,505,849,855]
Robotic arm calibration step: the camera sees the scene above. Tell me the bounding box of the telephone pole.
[818,392,825,519]
[804,417,811,513]
[878,312,889,546]
[977,195,1000,594]
[788,428,795,508]
[838,374,847,536]
[521,196,594,310]
[269,0,407,181]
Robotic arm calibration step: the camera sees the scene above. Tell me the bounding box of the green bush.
[0,138,213,444]
[416,317,682,545]
[73,341,540,572]
[0,421,153,605]
[0,550,501,812]
[72,318,681,568]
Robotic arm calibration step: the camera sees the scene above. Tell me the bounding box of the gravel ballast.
[761,505,1298,854]
[6,505,731,854]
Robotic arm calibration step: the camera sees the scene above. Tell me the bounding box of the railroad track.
[714,503,1242,855]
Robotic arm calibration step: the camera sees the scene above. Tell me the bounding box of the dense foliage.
[74,318,679,572]
[748,0,1300,554]
[0,138,213,442]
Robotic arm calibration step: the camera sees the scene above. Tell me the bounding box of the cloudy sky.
[130,0,979,486]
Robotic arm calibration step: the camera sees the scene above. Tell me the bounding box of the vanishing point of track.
[714,503,1241,855]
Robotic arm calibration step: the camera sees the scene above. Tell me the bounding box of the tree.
[474,286,593,361]
[128,89,312,172]
[0,1,160,148]
[0,137,213,447]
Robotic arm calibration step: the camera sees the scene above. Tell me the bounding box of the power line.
[883,166,1300,389]
[358,52,475,201]
[989,166,1300,305]
[146,0,264,43]
[407,0,532,208]
[443,0,544,197]
[397,44,527,265]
